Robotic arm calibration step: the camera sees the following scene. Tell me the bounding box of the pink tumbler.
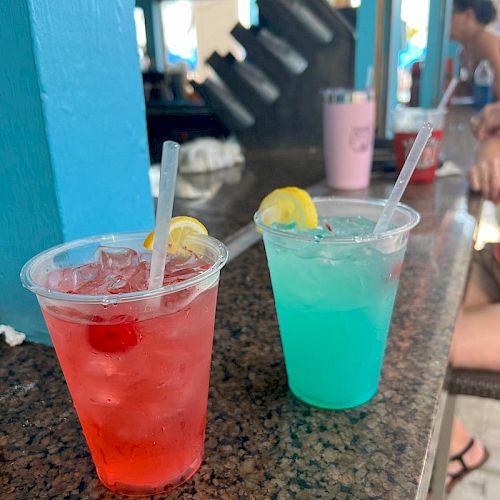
[323,89,376,190]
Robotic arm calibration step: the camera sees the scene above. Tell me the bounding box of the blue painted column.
[448,40,461,78]
[0,0,154,343]
[250,0,259,26]
[385,0,402,137]
[136,0,165,72]
[420,0,453,107]
[355,0,377,90]
[377,0,402,138]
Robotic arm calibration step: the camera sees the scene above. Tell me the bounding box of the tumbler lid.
[322,88,375,103]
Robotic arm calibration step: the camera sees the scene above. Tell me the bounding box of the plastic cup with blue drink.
[255,127,430,409]
[254,189,419,408]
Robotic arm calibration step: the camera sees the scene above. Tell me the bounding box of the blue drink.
[255,198,419,409]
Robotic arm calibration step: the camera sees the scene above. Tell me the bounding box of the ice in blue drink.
[255,198,419,409]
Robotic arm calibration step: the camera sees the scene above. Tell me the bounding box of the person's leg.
[450,302,500,370]
[463,280,494,309]
[444,246,500,491]
[450,247,500,370]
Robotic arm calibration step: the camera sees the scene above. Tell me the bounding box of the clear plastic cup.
[393,107,447,183]
[21,232,228,496]
[254,198,419,409]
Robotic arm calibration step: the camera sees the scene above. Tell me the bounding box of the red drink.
[21,234,228,496]
[393,107,447,184]
[393,128,444,183]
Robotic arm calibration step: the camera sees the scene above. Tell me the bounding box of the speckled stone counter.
[1,161,480,498]
[172,105,479,245]
[172,148,326,241]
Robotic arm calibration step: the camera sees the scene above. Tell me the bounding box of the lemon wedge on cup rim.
[256,187,318,231]
[143,216,208,255]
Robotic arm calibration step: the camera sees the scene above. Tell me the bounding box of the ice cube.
[162,288,191,314]
[97,246,139,272]
[46,268,67,290]
[128,260,150,292]
[160,281,215,315]
[47,264,100,293]
[74,268,114,295]
[74,264,100,285]
[163,272,198,286]
[85,356,120,379]
[164,253,210,283]
[106,277,132,294]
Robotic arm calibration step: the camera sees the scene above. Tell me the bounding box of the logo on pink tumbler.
[349,126,372,153]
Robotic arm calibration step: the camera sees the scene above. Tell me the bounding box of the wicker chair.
[446,368,500,400]
[429,369,500,500]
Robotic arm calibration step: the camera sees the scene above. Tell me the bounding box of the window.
[134,7,150,72]
[160,0,256,80]
[161,1,198,69]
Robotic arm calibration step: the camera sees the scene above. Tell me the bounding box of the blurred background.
[134,0,464,159]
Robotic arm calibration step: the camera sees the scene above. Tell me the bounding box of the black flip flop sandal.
[446,438,490,494]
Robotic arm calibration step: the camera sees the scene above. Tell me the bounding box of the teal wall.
[355,0,376,90]
[0,0,63,343]
[386,0,402,137]
[136,0,165,71]
[0,0,154,343]
[420,0,453,107]
[448,41,461,78]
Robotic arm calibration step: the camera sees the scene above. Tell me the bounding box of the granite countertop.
[172,148,326,241]
[1,171,479,499]
[1,108,482,500]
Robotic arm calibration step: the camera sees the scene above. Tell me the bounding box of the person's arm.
[475,31,500,99]
[470,102,500,141]
[469,136,500,203]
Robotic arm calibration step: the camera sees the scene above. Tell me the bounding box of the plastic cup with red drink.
[393,107,446,183]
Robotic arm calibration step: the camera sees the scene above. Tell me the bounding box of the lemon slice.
[258,187,318,229]
[144,216,208,255]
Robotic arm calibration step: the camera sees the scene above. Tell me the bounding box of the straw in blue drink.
[374,123,433,234]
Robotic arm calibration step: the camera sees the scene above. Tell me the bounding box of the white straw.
[438,77,458,111]
[373,123,433,234]
[148,141,180,290]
